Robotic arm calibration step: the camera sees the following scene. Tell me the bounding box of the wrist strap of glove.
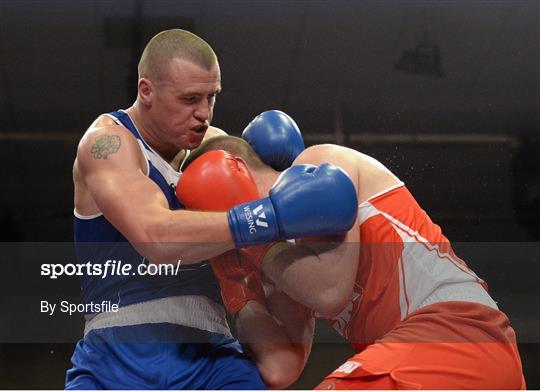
[227,197,279,247]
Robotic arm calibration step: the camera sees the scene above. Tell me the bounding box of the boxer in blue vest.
[68,28,357,389]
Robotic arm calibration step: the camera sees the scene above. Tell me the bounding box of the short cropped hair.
[138,29,218,80]
[182,136,265,171]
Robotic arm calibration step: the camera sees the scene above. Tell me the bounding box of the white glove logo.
[252,205,269,228]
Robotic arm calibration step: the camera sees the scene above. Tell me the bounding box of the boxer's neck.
[127,104,178,163]
[252,168,281,198]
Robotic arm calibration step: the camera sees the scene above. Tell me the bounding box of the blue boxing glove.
[242,110,305,171]
[228,163,358,247]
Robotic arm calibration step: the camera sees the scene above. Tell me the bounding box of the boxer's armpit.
[91,134,122,160]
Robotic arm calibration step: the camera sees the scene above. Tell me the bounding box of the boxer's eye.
[181,95,199,104]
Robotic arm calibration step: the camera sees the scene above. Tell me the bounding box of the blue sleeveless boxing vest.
[66,111,266,390]
[73,110,223,312]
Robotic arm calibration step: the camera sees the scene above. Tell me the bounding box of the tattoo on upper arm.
[91,135,121,159]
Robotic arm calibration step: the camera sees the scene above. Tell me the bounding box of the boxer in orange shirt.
[176,148,315,389]
[178,135,525,390]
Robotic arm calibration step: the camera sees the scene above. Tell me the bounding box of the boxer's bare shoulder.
[73,114,147,216]
[293,144,359,183]
[89,113,120,129]
[294,144,401,204]
[77,114,144,168]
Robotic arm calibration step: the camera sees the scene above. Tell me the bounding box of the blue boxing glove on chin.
[242,110,305,171]
[227,163,358,247]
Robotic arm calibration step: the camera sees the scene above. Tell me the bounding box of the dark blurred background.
[0,0,538,389]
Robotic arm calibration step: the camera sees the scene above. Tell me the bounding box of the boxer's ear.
[138,78,153,106]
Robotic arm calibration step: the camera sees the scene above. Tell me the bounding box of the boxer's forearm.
[261,241,358,318]
[236,301,307,389]
[134,210,234,264]
[264,283,314,367]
